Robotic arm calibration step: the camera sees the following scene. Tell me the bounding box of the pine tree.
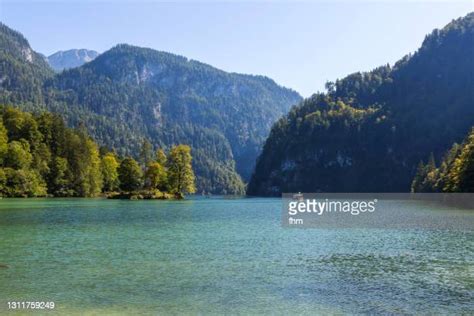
[411,161,427,192]
[448,129,474,192]
[139,139,153,168]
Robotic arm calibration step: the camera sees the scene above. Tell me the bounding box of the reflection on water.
[0,198,472,314]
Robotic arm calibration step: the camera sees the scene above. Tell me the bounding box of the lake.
[0,197,473,315]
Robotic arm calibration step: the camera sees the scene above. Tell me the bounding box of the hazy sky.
[1,1,472,97]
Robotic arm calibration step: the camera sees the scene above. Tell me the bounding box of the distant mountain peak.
[47,49,99,71]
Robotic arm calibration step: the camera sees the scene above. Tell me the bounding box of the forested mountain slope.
[0,23,53,105]
[411,128,472,193]
[0,24,301,194]
[248,13,474,195]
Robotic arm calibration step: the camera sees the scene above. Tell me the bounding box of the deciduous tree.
[118,157,143,192]
[167,145,195,195]
[101,152,120,192]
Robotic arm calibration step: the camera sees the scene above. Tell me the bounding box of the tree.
[436,143,461,192]
[63,130,103,197]
[2,107,42,147]
[68,135,103,197]
[447,129,474,192]
[139,139,153,168]
[167,145,195,195]
[2,107,27,140]
[48,156,70,196]
[411,161,427,192]
[0,168,6,196]
[5,140,32,169]
[31,142,51,178]
[144,162,167,190]
[0,120,8,164]
[156,148,167,166]
[118,157,143,191]
[411,129,474,193]
[418,153,438,192]
[84,139,103,197]
[3,168,47,197]
[0,106,112,197]
[101,152,120,191]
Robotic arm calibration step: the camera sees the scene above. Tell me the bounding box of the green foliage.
[0,22,301,194]
[0,23,53,105]
[410,154,440,193]
[62,131,103,197]
[101,152,120,192]
[2,168,46,197]
[0,168,6,194]
[144,162,167,190]
[0,105,197,197]
[139,139,153,168]
[48,156,70,196]
[414,128,474,192]
[118,157,143,192]
[248,13,474,195]
[449,130,474,192]
[156,149,167,166]
[0,121,8,163]
[0,104,203,198]
[5,140,32,169]
[31,142,51,178]
[0,106,104,197]
[83,138,103,197]
[42,44,300,193]
[167,145,196,194]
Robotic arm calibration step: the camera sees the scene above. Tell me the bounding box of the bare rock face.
[47,49,99,71]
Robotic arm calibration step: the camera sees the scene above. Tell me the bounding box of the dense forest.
[412,128,474,193]
[0,106,195,198]
[0,22,301,194]
[2,13,473,196]
[248,13,474,195]
[0,23,53,105]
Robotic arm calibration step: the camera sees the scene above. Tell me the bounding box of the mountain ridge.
[0,25,302,194]
[247,12,474,195]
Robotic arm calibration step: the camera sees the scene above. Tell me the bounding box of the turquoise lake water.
[0,197,473,315]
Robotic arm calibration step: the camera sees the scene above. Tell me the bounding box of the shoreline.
[106,190,182,200]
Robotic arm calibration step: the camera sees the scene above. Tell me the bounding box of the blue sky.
[1,1,472,97]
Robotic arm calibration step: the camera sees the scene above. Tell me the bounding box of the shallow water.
[0,197,473,315]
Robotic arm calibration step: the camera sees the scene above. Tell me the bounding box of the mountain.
[0,22,53,105]
[412,127,474,193]
[47,49,99,71]
[0,24,302,194]
[248,13,474,196]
